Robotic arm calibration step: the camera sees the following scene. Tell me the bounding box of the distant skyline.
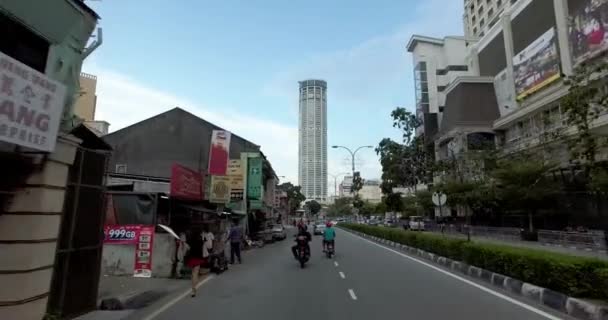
[83,0,463,190]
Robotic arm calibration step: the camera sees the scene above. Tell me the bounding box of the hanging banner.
[247,157,263,200]
[568,0,608,65]
[0,51,67,152]
[208,130,231,175]
[133,226,155,278]
[227,159,244,189]
[209,175,231,203]
[170,163,203,201]
[493,69,517,116]
[512,28,561,101]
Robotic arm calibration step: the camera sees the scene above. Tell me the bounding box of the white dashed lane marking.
[348,289,357,300]
[339,271,345,279]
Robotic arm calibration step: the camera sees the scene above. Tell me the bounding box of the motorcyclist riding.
[323,222,336,252]
[291,225,312,259]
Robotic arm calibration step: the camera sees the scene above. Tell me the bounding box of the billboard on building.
[208,130,231,175]
[569,0,608,65]
[0,51,66,152]
[209,175,231,203]
[493,69,518,116]
[247,157,263,200]
[170,163,204,201]
[227,159,244,200]
[512,28,561,100]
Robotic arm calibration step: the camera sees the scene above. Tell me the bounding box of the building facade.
[73,72,110,135]
[464,0,517,38]
[298,79,328,201]
[359,180,383,203]
[406,36,473,140]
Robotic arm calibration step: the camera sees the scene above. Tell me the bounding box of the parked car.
[409,216,425,231]
[271,224,287,240]
[314,224,326,235]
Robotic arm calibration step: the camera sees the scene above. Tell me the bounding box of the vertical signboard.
[228,159,244,200]
[170,163,203,200]
[512,28,561,100]
[133,226,155,278]
[569,0,608,65]
[209,175,231,203]
[208,130,231,175]
[0,51,66,152]
[247,157,263,201]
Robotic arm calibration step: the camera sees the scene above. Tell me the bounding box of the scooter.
[295,235,310,268]
[325,241,334,259]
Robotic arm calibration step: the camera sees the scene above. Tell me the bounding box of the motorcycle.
[325,241,334,259]
[295,235,310,268]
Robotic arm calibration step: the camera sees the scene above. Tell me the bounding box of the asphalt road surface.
[154,228,571,320]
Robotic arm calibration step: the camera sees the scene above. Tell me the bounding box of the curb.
[345,229,608,320]
[100,289,169,311]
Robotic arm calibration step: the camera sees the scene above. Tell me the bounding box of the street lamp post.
[331,145,374,177]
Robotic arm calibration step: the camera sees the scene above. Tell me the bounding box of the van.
[408,216,425,231]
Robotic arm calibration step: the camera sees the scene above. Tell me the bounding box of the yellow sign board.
[210,176,231,203]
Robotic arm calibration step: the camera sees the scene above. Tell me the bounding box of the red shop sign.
[170,163,203,200]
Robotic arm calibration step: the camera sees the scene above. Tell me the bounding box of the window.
[0,13,50,73]
[116,164,127,174]
[480,18,485,27]
[488,8,494,17]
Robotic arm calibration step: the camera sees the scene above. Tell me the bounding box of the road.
[153,228,571,320]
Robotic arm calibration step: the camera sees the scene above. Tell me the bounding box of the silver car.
[271,224,287,240]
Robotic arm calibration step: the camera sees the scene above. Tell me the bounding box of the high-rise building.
[74,72,110,135]
[298,79,328,201]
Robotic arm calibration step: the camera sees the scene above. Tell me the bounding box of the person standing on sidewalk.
[227,220,243,264]
[185,229,204,297]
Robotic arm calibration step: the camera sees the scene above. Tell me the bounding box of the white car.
[271,225,287,240]
[409,216,425,231]
[314,224,326,235]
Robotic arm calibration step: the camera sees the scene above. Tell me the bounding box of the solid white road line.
[348,289,357,300]
[339,271,346,279]
[334,261,339,267]
[344,231,563,320]
[142,275,215,320]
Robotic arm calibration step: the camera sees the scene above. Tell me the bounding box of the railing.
[427,224,607,251]
[537,229,607,250]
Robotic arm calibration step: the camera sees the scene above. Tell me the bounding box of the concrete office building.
[406,36,473,141]
[464,0,518,38]
[465,0,608,164]
[73,72,110,135]
[298,79,328,201]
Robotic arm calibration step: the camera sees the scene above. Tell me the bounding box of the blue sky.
[84,0,463,191]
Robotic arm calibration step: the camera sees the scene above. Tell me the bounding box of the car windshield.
[15,1,603,319]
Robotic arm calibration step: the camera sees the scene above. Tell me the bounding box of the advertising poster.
[569,0,608,65]
[493,69,517,116]
[209,175,231,203]
[228,159,244,200]
[103,224,143,244]
[170,163,203,201]
[133,226,155,278]
[247,157,263,200]
[513,28,561,100]
[208,130,232,175]
[0,51,67,152]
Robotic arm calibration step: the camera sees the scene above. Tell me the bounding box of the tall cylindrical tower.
[298,79,327,202]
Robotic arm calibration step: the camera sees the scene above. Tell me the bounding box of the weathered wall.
[101,233,175,278]
[0,136,80,320]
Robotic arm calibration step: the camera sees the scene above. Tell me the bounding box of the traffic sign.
[432,192,447,206]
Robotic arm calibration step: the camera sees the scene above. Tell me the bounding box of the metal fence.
[537,229,607,251]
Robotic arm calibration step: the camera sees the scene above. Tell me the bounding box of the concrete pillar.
[0,136,80,320]
[553,0,573,75]
[500,13,520,109]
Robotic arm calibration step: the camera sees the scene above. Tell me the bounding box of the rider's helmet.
[326,221,332,227]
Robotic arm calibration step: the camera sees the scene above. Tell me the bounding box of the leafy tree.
[562,54,608,174]
[305,200,322,215]
[383,192,404,214]
[491,158,558,231]
[377,108,433,194]
[278,182,306,214]
[414,190,434,215]
[359,201,377,217]
[374,201,387,215]
[327,197,353,216]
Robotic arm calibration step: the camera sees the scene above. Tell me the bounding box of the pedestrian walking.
[175,232,189,278]
[185,229,204,297]
[202,225,215,259]
[227,220,243,264]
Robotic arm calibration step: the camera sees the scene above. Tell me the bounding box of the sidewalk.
[427,231,608,261]
[74,275,199,320]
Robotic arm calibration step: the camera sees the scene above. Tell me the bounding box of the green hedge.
[341,223,608,300]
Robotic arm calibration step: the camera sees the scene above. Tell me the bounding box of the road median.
[340,223,608,320]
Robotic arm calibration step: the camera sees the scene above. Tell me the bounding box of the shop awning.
[180,204,217,214]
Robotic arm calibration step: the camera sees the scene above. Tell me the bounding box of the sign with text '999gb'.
[0,51,66,152]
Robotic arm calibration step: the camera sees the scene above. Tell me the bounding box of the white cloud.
[84,0,462,193]
[84,63,300,184]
